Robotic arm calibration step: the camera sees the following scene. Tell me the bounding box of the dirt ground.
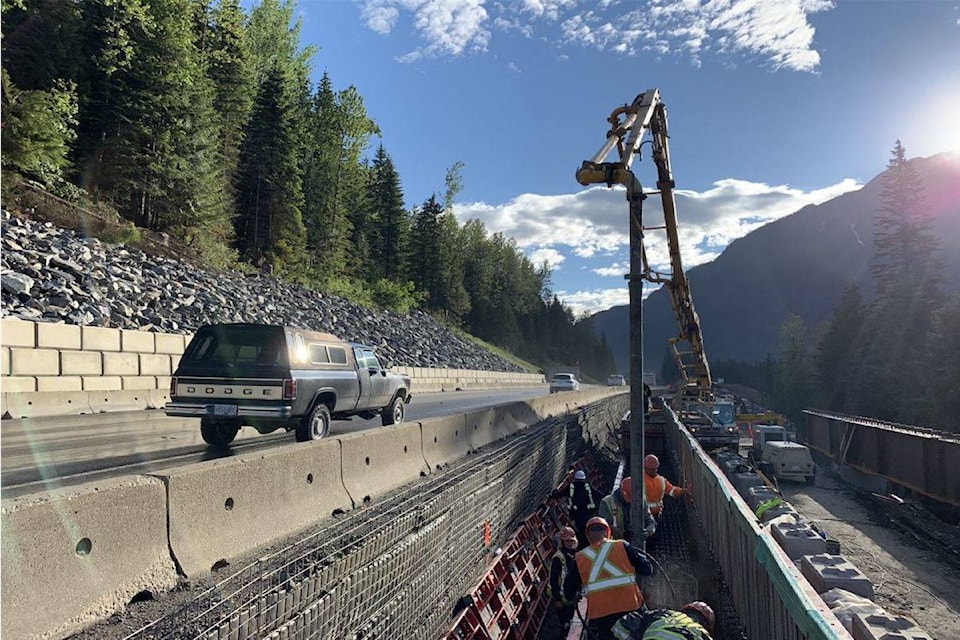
[781,472,960,640]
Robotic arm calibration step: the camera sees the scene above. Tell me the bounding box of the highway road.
[0,386,553,497]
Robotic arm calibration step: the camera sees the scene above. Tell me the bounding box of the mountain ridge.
[591,151,960,375]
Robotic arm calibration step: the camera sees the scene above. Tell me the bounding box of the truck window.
[184,326,287,366]
[309,344,329,364]
[329,346,348,365]
[362,349,382,370]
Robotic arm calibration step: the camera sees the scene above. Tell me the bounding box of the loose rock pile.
[0,210,522,372]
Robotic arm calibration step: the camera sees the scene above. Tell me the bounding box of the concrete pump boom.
[576,88,712,399]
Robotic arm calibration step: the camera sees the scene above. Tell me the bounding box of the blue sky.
[291,0,960,314]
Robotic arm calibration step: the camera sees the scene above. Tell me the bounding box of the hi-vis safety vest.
[575,540,643,620]
[642,610,711,640]
[548,549,573,599]
[644,474,680,517]
[569,482,596,510]
[600,495,626,537]
[613,610,711,640]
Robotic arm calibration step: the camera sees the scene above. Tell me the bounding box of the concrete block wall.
[0,319,545,418]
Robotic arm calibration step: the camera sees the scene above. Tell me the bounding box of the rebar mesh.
[120,396,629,640]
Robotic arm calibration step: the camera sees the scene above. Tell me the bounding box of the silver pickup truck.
[165,323,412,446]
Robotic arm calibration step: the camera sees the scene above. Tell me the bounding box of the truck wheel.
[297,403,331,442]
[381,395,405,426]
[201,418,240,447]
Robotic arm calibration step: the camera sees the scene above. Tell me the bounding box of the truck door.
[360,348,391,408]
[353,347,375,409]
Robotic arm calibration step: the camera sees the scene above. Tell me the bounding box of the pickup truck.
[165,323,412,446]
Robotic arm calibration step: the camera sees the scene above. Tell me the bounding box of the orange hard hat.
[585,516,612,539]
[644,454,660,470]
[620,476,632,503]
[681,601,715,632]
[559,526,578,543]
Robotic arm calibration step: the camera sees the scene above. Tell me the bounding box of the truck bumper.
[165,402,293,419]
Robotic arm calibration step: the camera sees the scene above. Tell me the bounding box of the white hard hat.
[574,470,587,480]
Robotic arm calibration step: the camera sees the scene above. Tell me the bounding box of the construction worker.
[548,527,580,633]
[599,477,657,542]
[611,601,715,639]
[567,469,598,547]
[563,517,654,640]
[642,455,689,519]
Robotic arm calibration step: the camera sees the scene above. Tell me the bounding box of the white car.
[606,374,626,386]
[550,373,581,393]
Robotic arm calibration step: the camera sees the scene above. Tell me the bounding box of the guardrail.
[665,407,853,640]
[0,318,545,418]
[801,409,960,506]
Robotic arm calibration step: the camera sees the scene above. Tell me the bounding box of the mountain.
[591,151,960,376]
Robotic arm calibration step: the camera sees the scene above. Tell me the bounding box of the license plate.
[213,404,238,417]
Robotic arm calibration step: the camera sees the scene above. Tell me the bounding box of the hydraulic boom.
[576,88,712,399]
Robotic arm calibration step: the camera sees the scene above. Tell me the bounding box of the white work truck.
[748,425,816,484]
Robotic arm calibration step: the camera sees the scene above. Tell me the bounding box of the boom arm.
[576,89,712,398]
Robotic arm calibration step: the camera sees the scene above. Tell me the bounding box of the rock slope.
[0,210,522,372]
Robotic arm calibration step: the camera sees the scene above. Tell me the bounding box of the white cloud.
[593,261,628,276]
[528,247,566,268]
[508,61,522,73]
[556,287,629,316]
[362,0,491,61]
[361,0,834,71]
[456,176,862,299]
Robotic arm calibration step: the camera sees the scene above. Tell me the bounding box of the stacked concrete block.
[759,502,797,523]
[771,522,828,559]
[746,485,781,511]
[731,470,766,495]
[800,554,874,600]
[851,613,933,640]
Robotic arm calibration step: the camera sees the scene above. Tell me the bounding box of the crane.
[575,88,712,401]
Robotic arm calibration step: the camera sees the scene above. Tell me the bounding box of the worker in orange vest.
[563,516,654,640]
[642,454,689,518]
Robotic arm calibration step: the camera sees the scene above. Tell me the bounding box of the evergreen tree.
[1,0,83,91]
[772,315,814,426]
[1,70,78,186]
[234,64,306,268]
[813,283,865,410]
[203,0,254,203]
[368,145,410,282]
[928,294,960,432]
[410,195,444,306]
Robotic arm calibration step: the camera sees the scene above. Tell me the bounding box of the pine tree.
[1,69,78,186]
[234,64,306,268]
[369,145,410,282]
[773,315,814,425]
[410,195,444,306]
[813,283,865,410]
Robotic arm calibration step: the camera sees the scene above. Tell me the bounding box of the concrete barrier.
[0,476,177,640]
[1,390,94,418]
[420,414,472,470]
[338,423,430,505]
[464,401,542,450]
[156,440,350,579]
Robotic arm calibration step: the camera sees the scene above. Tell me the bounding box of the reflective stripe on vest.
[570,482,597,510]
[581,541,636,593]
[644,611,709,639]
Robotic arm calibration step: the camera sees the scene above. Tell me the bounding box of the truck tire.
[381,394,405,426]
[297,403,331,442]
[201,418,240,447]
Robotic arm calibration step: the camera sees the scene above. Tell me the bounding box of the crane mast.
[576,88,712,401]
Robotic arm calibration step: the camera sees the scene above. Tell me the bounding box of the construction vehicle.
[748,424,815,484]
[576,90,734,453]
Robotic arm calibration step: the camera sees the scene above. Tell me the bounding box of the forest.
[1,0,617,380]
